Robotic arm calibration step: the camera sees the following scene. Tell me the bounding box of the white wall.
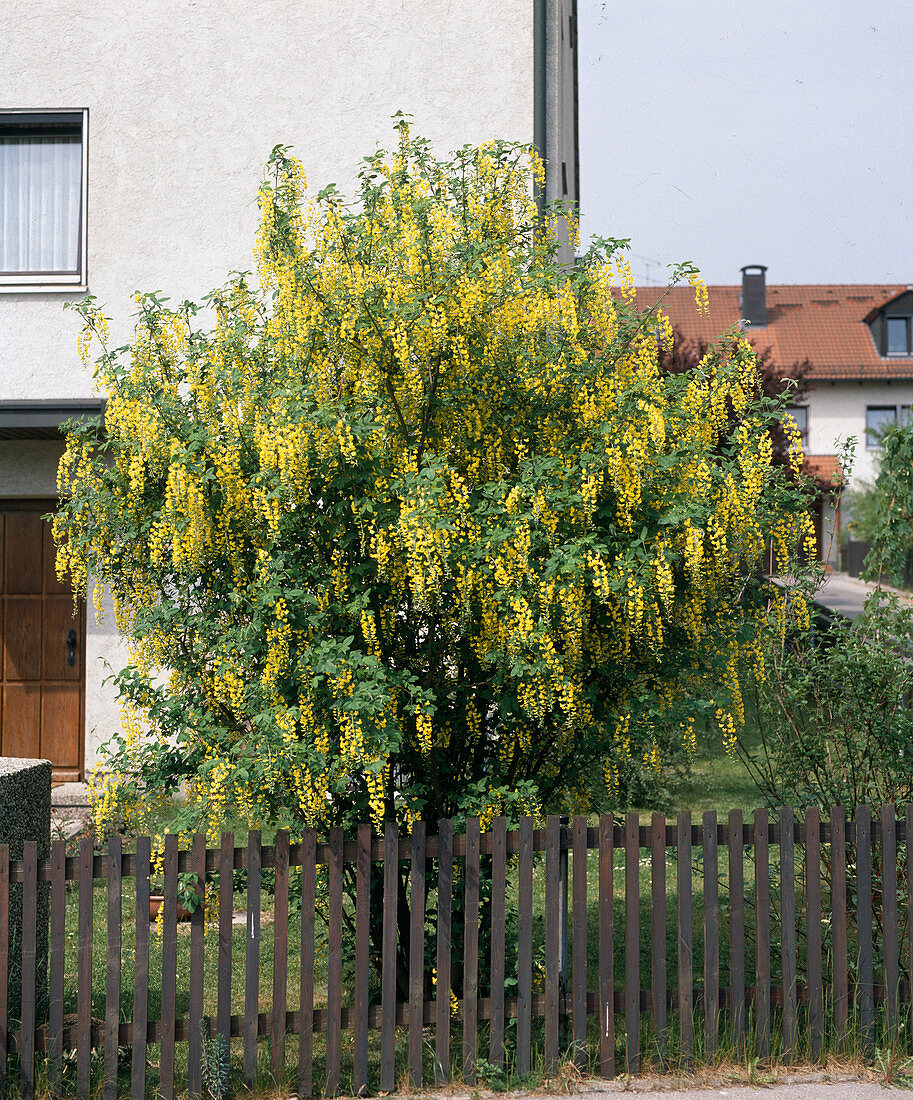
[1,0,534,397]
[83,587,129,771]
[2,0,539,771]
[806,381,913,488]
[0,441,63,496]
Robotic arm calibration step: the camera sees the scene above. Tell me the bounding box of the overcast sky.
[578,1,913,286]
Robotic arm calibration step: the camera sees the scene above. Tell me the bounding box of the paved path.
[51,780,90,839]
[814,570,912,620]
[570,1083,908,1098]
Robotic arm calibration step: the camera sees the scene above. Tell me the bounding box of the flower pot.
[149,894,192,923]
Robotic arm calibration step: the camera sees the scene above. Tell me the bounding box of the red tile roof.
[804,454,842,488]
[629,284,913,382]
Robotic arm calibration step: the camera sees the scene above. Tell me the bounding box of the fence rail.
[3,805,913,1098]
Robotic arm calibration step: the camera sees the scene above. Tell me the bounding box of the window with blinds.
[0,110,87,289]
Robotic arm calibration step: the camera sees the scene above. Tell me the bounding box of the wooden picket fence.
[2,806,913,1098]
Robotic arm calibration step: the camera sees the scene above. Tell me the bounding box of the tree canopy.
[56,124,814,841]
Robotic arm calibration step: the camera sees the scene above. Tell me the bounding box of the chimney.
[740,264,767,328]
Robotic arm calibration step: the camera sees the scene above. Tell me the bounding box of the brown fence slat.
[0,845,7,1097]
[908,805,913,1041]
[881,804,899,1028]
[380,823,398,1092]
[677,812,693,1066]
[831,807,848,1043]
[271,830,290,1089]
[188,833,206,1100]
[160,834,179,1100]
[571,815,588,1069]
[243,831,262,1090]
[103,835,121,1100]
[754,808,770,1061]
[598,814,614,1078]
[20,840,37,1099]
[217,833,234,1046]
[624,811,640,1075]
[728,809,745,1048]
[77,835,95,1099]
[780,806,797,1059]
[517,816,534,1075]
[353,824,371,1095]
[650,812,666,1068]
[806,808,823,1064]
[436,819,453,1084]
[544,815,560,1075]
[490,817,508,1071]
[409,821,426,1088]
[49,839,66,1098]
[703,811,719,1056]
[463,817,481,1083]
[298,829,316,1099]
[856,806,874,1055]
[326,827,344,1096]
[131,835,150,1100]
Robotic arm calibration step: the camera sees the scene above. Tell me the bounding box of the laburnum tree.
[57,123,814,849]
[658,328,810,468]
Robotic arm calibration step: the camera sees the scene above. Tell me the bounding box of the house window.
[783,405,808,447]
[866,404,909,449]
[0,110,87,289]
[886,316,913,355]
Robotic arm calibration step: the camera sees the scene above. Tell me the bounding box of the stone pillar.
[0,758,51,1022]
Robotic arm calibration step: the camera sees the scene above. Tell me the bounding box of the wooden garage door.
[0,501,84,779]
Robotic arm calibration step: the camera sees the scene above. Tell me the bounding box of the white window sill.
[0,283,88,294]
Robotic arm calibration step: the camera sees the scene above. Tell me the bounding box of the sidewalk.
[569,1081,906,1099]
[51,780,90,839]
[814,570,913,621]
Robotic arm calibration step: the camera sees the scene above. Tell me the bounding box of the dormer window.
[865,289,913,357]
[886,316,912,355]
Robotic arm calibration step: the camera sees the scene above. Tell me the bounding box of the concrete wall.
[1,0,535,392]
[0,441,65,497]
[85,587,128,769]
[806,380,913,488]
[2,0,553,771]
[0,758,51,1022]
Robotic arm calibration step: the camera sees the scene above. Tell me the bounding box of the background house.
[0,0,580,779]
[633,265,913,569]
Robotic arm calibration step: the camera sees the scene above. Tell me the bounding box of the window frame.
[0,108,88,292]
[866,404,905,450]
[783,404,809,448]
[885,315,912,356]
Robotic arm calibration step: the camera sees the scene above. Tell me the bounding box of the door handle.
[66,628,77,667]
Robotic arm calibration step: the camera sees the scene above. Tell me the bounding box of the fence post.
[558,813,570,1048]
[881,804,899,1030]
[463,817,481,1082]
[677,812,693,1067]
[780,806,797,1060]
[754,808,770,1062]
[703,811,719,1057]
[545,815,561,1074]
[856,806,874,1056]
[624,812,640,1075]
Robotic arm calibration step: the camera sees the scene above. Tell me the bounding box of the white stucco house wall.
[0,0,580,778]
[633,267,913,571]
